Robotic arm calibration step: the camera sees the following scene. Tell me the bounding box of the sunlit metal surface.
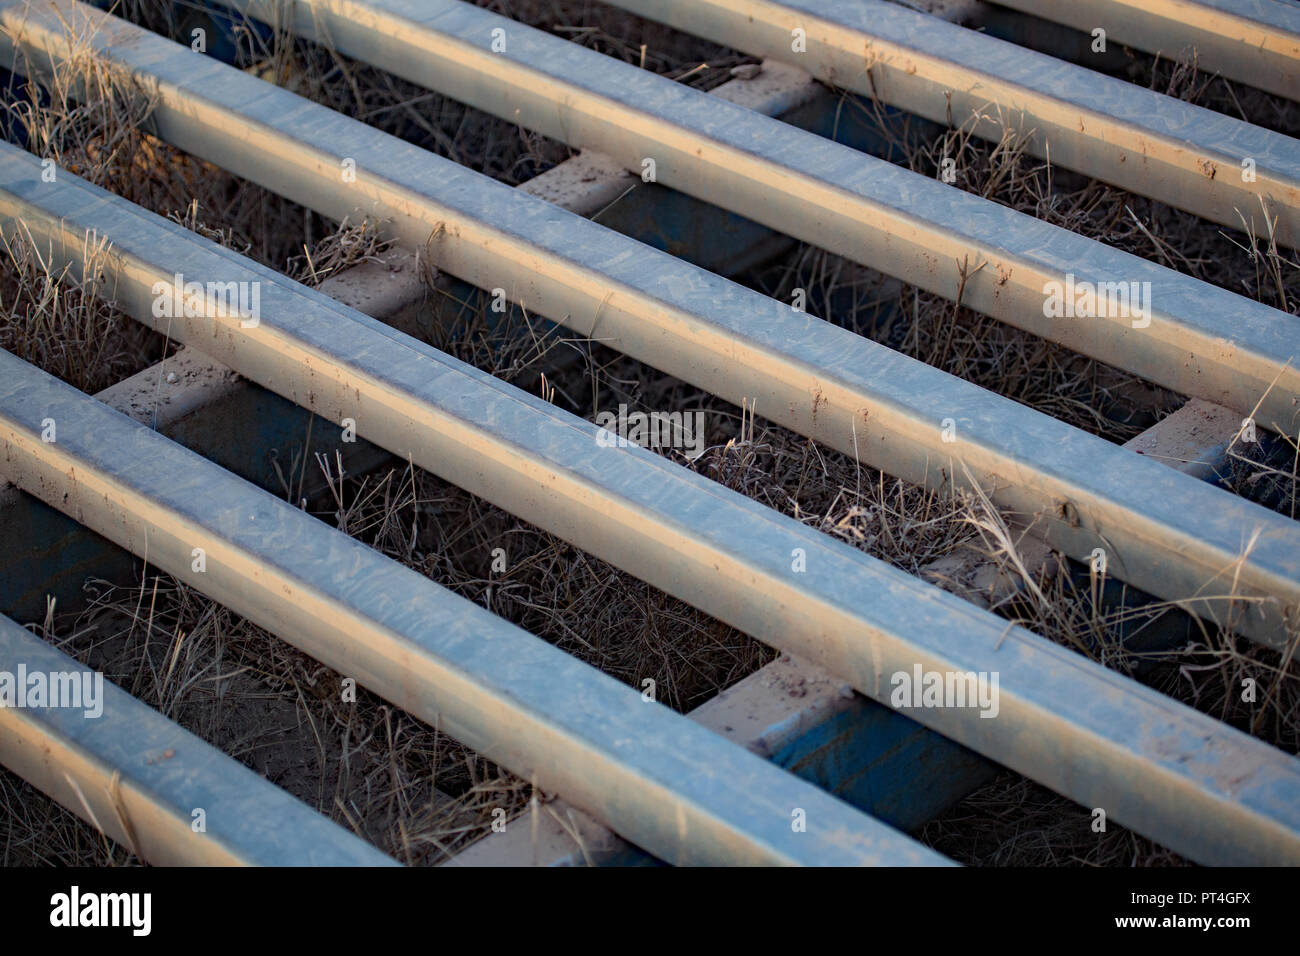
[0,349,947,867]
[2,3,1298,649]
[0,614,397,865]
[2,145,1300,864]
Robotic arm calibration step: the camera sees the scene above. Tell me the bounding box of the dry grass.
[918,773,1191,867]
[2,3,1298,868]
[475,0,759,91]
[315,455,776,714]
[0,9,319,393]
[2,12,158,203]
[286,215,394,287]
[775,45,1300,864]
[0,224,164,393]
[0,573,533,867]
[0,30,172,389]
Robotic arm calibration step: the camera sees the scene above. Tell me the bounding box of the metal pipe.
[197,0,1300,421]
[0,350,944,866]
[987,0,1300,102]
[590,0,1300,247]
[3,147,1300,864]
[1,1,1296,650]
[0,613,398,865]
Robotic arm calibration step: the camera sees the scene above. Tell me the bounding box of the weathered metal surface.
[0,349,390,622]
[0,50,1005,858]
[0,349,947,867]
[0,612,397,865]
[2,150,1299,864]
[449,396,1251,866]
[1124,398,1249,483]
[595,0,1300,246]
[0,60,840,620]
[2,3,1298,649]
[990,0,1300,102]
[448,655,995,866]
[202,0,1300,422]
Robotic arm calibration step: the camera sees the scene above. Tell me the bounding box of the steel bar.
[2,2,1298,651]
[0,348,391,621]
[590,0,1300,247]
[4,148,1300,864]
[989,0,1300,102]
[0,60,998,850]
[0,60,823,620]
[196,0,1300,424]
[0,351,944,867]
[0,613,397,865]
[448,654,995,866]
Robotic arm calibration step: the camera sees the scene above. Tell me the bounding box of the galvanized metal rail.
[0,61,998,847]
[991,0,1300,102]
[2,0,1299,653]
[201,0,1300,426]
[0,349,944,867]
[591,0,1300,246]
[5,143,1300,865]
[448,653,993,867]
[449,403,1251,866]
[0,613,397,865]
[3,0,1300,866]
